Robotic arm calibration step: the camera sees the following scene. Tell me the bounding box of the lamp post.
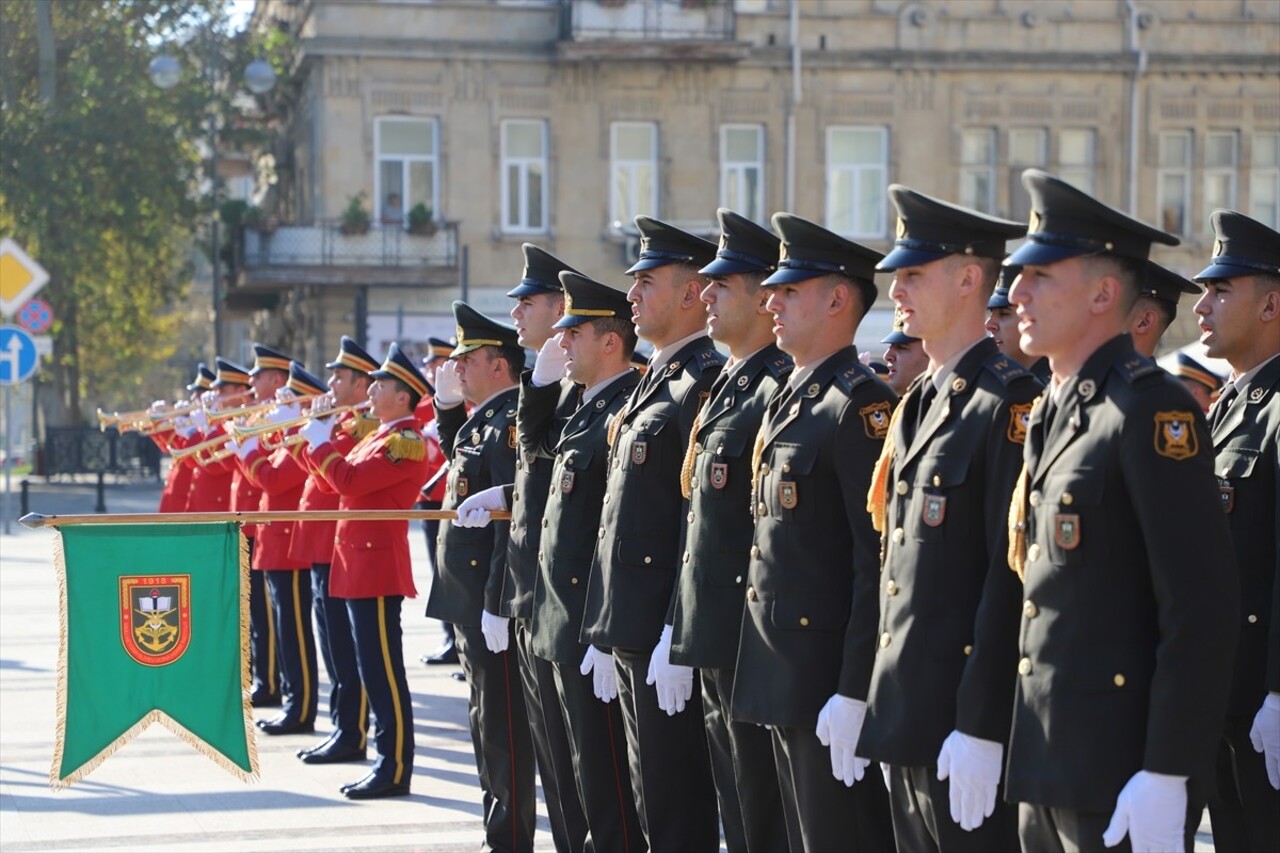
[150,44,275,358]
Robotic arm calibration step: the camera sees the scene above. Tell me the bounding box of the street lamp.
[150,49,276,358]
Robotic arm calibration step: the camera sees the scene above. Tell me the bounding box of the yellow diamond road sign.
[0,238,51,318]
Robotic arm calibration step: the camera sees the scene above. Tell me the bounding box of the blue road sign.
[0,325,39,385]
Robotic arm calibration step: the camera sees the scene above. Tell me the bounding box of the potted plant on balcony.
[242,205,278,236]
[407,202,437,237]
[340,192,371,236]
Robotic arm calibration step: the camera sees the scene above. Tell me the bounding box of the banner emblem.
[1054,514,1081,550]
[119,575,191,667]
[922,494,946,527]
[1153,411,1198,460]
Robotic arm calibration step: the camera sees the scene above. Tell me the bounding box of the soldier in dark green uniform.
[1003,170,1239,852]
[581,216,724,851]
[861,185,1036,851]
[987,266,1051,384]
[1192,209,1280,852]
[428,302,535,852]
[881,312,929,397]
[1127,261,1200,359]
[668,208,791,852]
[731,213,896,852]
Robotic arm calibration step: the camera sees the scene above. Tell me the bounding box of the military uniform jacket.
[290,413,368,566]
[524,371,639,664]
[669,344,793,669]
[861,339,1041,767]
[1006,334,1239,813]
[428,389,519,628]
[185,425,233,513]
[241,443,309,571]
[1209,354,1280,705]
[499,373,579,621]
[731,348,897,728]
[581,336,725,652]
[308,418,430,600]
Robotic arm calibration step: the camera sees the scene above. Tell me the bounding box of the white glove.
[816,694,870,786]
[149,399,167,414]
[309,393,335,417]
[531,336,570,387]
[174,416,198,439]
[300,416,333,450]
[580,646,618,703]
[1102,770,1188,852]
[644,624,693,715]
[422,419,440,442]
[481,609,509,654]
[1249,692,1280,790]
[187,406,209,432]
[936,730,1004,832]
[233,436,259,460]
[434,360,464,407]
[452,485,507,527]
[266,401,300,424]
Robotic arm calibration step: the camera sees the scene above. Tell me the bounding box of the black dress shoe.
[250,689,282,708]
[257,717,316,736]
[422,643,459,665]
[342,775,410,800]
[450,670,466,682]
[296,734,338,758]
[301,743,367,765]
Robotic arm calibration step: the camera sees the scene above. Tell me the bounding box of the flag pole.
[19,509,511,529]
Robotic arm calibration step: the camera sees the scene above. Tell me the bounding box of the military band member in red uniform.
[302,343,430,799]
[152,362,213,513]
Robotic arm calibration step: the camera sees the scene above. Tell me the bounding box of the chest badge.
[922,494,947,527]
[710,462,728,490]
[560,469,576,494]
[1153,411,1198,460]
[1054,513,1080,550]
[631,440,648,466]
[1218,478,1235,514]
[470,432,481,445]
[778,479,798,509]
[455,475,469,498]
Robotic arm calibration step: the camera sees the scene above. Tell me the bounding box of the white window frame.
[959,128,997,215]
[373,116,439,228]
[1250,131,1280,230]
[1058,128,1097,195]
[610,121,659,225]
[1157,130,1193,237]
[500,119,549,234]
[720,124,765,223]
[1204,130,1239,225]
[825,125,889,240]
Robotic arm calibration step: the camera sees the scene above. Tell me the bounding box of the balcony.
[560,0,748,62]
[232,221,460,292]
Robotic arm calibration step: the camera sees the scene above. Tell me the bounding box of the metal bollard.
[95,472,107,513]
[20,479,30,518]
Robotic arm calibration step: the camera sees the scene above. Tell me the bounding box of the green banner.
[52,523,257,788]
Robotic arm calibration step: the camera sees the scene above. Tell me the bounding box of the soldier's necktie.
[915,379,938,437]
[1209,384,1238,430]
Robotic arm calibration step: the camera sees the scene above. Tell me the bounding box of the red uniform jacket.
[309,416,429,600]
[152,428,194,513]
[289,412,371,566]
[241,442,308,571]
[203,448,264,539]
[184,425,233,512]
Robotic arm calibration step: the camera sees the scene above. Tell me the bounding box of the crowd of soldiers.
[142,168,1279,853]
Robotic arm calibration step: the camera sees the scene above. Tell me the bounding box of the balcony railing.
[238,221,458,271]
[568,0,735,42]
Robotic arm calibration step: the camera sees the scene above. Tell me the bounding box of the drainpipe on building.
[785,0,801,213]
[1123,0,1146,217]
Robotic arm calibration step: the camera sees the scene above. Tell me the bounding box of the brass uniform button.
[1061,491,1074,506]
[747,586,757,601]
[682,552,690,563]
[1018,657,1033,676]
[963,644,973,656]
[602,494,610,503]
[896,480,909,495]
[735,575,742,584]
[687,511,695,523]
[759,463,769,474]
[690,477,698,489]
[758,502,767,517]
[782,463,791,474]
[885,580,898,596]
[571,577,579,585]
[470,559,478,567]
[598,526,606,538]
[644,556,652,564]
[750,545,760,558]
[1113,673,1126,687]
[512,492,519,502]
[879,632,892,649]
[932,474,941,487]
[1024,600,1038,619]
[541,518,548,528]
[1028,543,1041,562]
[1029,491,1041,507]
[799,616,810,627]
[1248,614,1258,624]
[892,528,905,544]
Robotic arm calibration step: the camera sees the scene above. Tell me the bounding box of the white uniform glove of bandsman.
[174,416,198,439]
[480,609,509,654]
[816,694,870,786]
[187,406,209,432]
[434,360,464,407]
[645,624,693,715]
[422,419,440,442]
[266,401,300,424]
[531,336,570,387]
[1250,692,1280,790]
[580,646,618,703]
[453,485,507,527]
[936,730,1004,831]
[1102,770,1188,852]
[233,436,259,460]
[300,416,333,450]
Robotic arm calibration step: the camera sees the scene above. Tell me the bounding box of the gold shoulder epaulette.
[344,413,379,441]
[385,429,425,463]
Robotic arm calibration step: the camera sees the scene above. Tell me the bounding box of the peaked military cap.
[286,363,328,398]
[1007,169,1179,266]
[1194,209,1280,281]
[881,310,920,345]
[250,343,296,376]
[451,301,521,357]
[700,208,782,276]
[507,244,580,298]
[1141,261,1200,305]
[325,335,380,374]
[1168,351,1223,393]
[878,185,1025,272]
[625,216,718,275]
[762,212,884,300]
[371,342,430,399]
[423,336,454,362]
[554,271,632,330]
[186,362,216,392]
[212,357,251,387]
[988,263,1020,309]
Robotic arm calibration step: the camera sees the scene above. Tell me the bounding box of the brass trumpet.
[207,398,275,423]
[169,432,236,462]
[231,402,371,440]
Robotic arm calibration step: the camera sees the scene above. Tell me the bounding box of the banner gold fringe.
[48,525,260,790]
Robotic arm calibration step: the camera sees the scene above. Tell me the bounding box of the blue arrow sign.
[0,325,39,385]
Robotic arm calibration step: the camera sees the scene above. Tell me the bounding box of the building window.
[375,116,438,227]
[501,119,548,233]
[1157,131,1192,236]
[827,126,888,239]
[1251,131,1280,230]
[1008,128,1046,221]
[611,122,658,225]
[1059,129,1096,195]
[1204,131,1239,226]
[721,124,765,223]
[959,128,996,215]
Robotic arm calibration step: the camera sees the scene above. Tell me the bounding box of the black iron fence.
[42,428,161,480]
